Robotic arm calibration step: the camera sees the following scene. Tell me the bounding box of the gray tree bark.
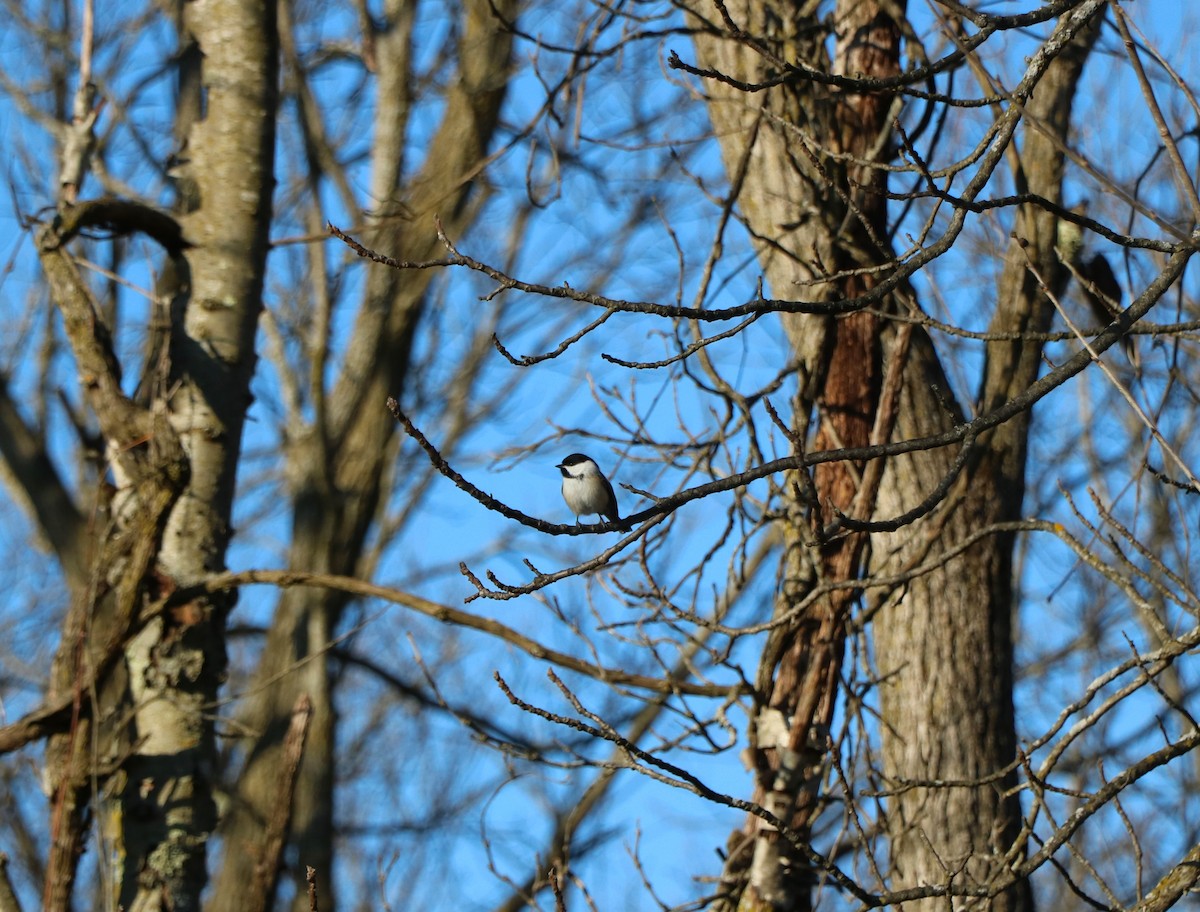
[690,2,1106,909]
[36,0,279,910]
[871,10,1102,909]
[118,2,279,909]
[691,2,901,907]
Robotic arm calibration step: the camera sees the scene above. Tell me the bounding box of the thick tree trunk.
[693,2,900,908]
[114,2,279,910]
[34,1,277,909]
[38,1,278,910]
[871,10,1102,909]
[692,1,1105,909]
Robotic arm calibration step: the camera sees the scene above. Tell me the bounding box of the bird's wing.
[1082,252,1138,365]
[1082,252,1122,318]
[601,472,619,520]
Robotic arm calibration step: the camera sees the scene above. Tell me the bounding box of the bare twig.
[246,694,314,912]
[1111,4,1200,225]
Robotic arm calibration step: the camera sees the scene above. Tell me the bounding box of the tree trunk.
[110,2,280,909]
[692,1,1105,909]
[871,9,1103,909]
[692,2,900,908]
[37,1,279,910]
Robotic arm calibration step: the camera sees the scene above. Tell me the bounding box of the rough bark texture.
[692,1,1105,909]
[113,0,278,909]
[206,4,516,911]
[870,12,1102,910]
[32,0,278,908]
[38,210,190,910]
[692,2,900,909]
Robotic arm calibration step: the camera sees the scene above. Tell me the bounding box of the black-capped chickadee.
[1058,203,1137,365]
[556,453,619,526]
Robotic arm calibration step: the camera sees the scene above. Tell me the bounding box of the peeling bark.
[55,0,282,908]
[692,2,1105,910]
